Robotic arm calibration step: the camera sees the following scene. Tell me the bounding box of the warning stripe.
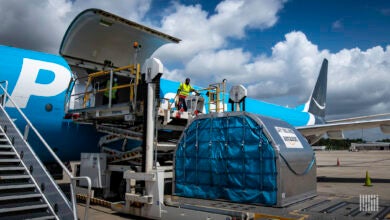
[254,213,298,220]
[77,194,112,208]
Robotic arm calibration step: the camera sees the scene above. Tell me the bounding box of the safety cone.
[364,170,373,187]
[337,157,340,166]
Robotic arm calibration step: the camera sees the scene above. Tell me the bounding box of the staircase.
[0,130,57,220]
[0,82,91,220]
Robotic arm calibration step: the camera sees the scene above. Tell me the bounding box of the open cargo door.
[60,8,180,69]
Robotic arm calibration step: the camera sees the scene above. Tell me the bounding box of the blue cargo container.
[174,112,316,207]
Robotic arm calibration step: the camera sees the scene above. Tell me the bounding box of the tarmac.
[316,150,390,201]
[74,150,390,219]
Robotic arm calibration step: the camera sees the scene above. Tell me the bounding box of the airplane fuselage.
[160,79,318,126]
[0,45,99,162]
[0,45,318,162]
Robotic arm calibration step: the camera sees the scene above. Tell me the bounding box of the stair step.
[0,159,20,163]
[0,152,16,156]
[0,166,24,171]
[0,183,35,190]
[0,212,56,220]
[0,114,65,220]
[0,175,30,180]
[0,145,12,149]
[0,203,48,213]
[27,216,57,220]
[0,192,41,201]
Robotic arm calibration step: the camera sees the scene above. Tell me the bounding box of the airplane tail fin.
[302,58,328,118]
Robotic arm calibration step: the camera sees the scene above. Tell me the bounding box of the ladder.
[0,130,57,220]
[0,82,91,220]
[204,79,227,113]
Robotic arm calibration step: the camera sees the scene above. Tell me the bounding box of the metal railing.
[198,79,227,113]
[0,80,7,106]
[0,81,91,220]
[82,64,140,109]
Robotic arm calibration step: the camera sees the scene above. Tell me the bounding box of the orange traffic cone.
[337,157,340,166]
[364,170,372,187]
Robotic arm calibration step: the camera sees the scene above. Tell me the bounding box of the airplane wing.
[325,113,390,123]
[297,118,390,143]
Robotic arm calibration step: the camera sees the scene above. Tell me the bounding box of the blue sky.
[0,0,389,140]
[278,0,390,52]
[148,0,390,54]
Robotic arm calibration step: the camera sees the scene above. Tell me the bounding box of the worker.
[177,78,204,114]
[103,77,118,105]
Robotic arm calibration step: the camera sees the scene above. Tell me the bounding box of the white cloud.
[246,31,329,99]
[69,0,151,22]
[0,0,72,52]
[332,19,343,30]
[185,49,251,84]
[162,27,390,119]
[162,67,183,82]
[0,0,151,53]
[0,0,389,121]
[327,46,390,118]
[156,3,217,63]
[210,0,282,38]
[155,0,284,65]
[227,32,390,119]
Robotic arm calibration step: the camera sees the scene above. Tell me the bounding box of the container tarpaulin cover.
[174,112,316,207]
[174,113,277,205]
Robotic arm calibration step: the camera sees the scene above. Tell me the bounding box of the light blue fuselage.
[160,79,313,126]
[0,46,98,162]
[0,45,313,162]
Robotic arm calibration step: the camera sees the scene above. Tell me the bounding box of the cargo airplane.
[0,9,389,163]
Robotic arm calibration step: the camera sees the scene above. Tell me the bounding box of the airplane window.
[45,103,53,112]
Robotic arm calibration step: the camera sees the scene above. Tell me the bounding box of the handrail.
[0,80,8,106]
[0,124,60,219]
[69,83,135,108]
[197,79,227,113]
[65,64,141,111]
[82,64,140,108]
[88,64,135,78]
[0,84,91,220]
[64,77,76,113]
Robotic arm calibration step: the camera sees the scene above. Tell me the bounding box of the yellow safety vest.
[178,83,192,96]
[104,80,118,99]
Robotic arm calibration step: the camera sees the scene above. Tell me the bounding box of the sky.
[0,0,389,140]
